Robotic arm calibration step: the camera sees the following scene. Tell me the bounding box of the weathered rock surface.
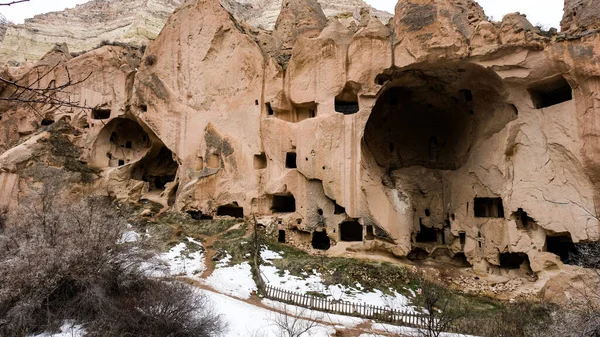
[0,0,182,65]
[561,0,600,32]
[2,0,600,303]
[221,0,392,30]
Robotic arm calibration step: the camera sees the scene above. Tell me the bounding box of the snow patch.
[144,237,205,279]
[29,321,86,337]
[260,265,418,312]
[205,262,257,299]
[202,289,335,337]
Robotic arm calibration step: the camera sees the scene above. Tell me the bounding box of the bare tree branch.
[0,62,93,117]
[0,0,29,5]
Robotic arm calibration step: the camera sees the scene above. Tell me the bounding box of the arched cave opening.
[216,203,244,218]
[546,234,577,264]
[91,118,151,168]
[415,223,438,243]
[499,252,530,269]
[407,247,429,261]
[339,221,363,242]
[312,230,330,250]
[335,82,360,115]
[364,62,514,171]
[131,145,178,191]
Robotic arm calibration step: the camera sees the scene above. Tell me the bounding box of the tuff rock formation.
[0,0,183,65]
[2,0,600,301]
[0,0,391,66]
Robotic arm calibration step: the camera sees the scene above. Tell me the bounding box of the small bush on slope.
[0,180,225,337]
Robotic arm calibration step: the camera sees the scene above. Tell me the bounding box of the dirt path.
[199,222,250,279]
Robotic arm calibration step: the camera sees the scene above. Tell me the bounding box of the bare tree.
[0,61,93,123]
[412,278,464,337]
[271,305,323,337]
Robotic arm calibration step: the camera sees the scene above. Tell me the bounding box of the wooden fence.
[264,284,430,329]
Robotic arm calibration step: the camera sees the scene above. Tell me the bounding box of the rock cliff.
[0,0,391,65]
[1,0,600,302]
[0,0,182,65]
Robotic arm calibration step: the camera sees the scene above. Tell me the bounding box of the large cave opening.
[91,118,151,168]
[363,62,515,246]
[364,62,514,172]
[131,145,178,191]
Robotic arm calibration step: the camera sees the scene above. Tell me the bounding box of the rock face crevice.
[2,0,600,301]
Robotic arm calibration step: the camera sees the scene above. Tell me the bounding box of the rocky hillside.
[0,0,391,65]
[222,0,392,30]
[0,0,182,65]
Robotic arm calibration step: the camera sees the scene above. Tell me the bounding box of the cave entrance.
[312,231,330,250]
[91,118,151,169]
[528,75,572,109]
[513,208,535,229]
[132,145,178,191]
[271,194,296,213]
[546,234,577,264]
[499,252,529,269]
[416,223,438,243]
[187,210,213,220]
[364,61,514,172]
[278,230,286,243]
[339,221,363,242]
[216,203,244,218]
[335,82,360,115]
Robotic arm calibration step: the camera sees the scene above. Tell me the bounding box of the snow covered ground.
[203,289,336,337]
[205,254,257,299]
[143,236,206,279]
[259,247,420,313]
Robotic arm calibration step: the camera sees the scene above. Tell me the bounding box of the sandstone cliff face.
[0,0,182,65]
[2,0,600,301]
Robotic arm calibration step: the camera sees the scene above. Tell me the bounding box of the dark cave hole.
[216,203,244,218]
[312,231,330,250]
[528,76,572,109]
[278,230,286,243]
[416,224,438,243]
[271,194,296,213]
[92,108,111,120]
[546,234,577,264]
[187,210,213,220]
[132,146,178,191]
[499,252,529,269]
[407,247,429,261]
[285,152,297,169]
[339,221,363,242]
[364,62,514,172]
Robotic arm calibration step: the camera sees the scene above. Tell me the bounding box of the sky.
[1,0,564,29]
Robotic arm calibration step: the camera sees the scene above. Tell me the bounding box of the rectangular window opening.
[528,76,572,109]
[92,108,111,120]
[285,152,297,169]
[474,197,504,218]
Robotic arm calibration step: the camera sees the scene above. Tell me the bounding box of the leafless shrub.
[0,180,225,337]
[271,305,323,337]
[413,278,464,337]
